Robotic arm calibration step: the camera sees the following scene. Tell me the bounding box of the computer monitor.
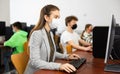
[27,25,35,37]
[104,15,120,72]
[0,21,6,36]
[0,21,6,43]
[21,22,27,31]
[5,26,13,41]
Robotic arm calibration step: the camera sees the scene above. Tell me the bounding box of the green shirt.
[4,30,28,54]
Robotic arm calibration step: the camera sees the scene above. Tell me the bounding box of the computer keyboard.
[69,58,86,69]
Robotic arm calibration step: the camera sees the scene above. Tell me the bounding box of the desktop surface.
[34,50,119,74]
[0,44,12,66]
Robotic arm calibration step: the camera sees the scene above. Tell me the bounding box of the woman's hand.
[68,54,80,60]
[59,63,76,73]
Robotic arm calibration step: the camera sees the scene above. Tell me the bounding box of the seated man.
[3,22,28,72]
[60,16,92,54]
[4,21,28,54]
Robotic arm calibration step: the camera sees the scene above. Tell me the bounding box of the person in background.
[3,22,28,72]
[60,16,92,54]
[4,21,28,54]
[81,24,93,44]
[24,4,80,74]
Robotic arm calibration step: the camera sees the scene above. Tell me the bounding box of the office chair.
[59,43,72,54]
[11,42,29,74]
[23,41,29,57]
[54,35,62,53]
[59,43,64,53]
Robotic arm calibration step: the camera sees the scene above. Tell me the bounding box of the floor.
[3,69,18,74]
[0,63,18,74]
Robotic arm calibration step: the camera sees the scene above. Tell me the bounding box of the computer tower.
[93,26,108,58]
[93,26,120,59]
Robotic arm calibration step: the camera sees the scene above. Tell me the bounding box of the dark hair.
[29,4,59,37]
[81,24,92,39]
[85,24,92,31]
[65,16,78,26]
[12,21,22,30]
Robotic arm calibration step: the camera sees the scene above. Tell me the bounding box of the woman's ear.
[44,15,49,22]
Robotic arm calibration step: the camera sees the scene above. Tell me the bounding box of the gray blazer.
[24,28,68,74]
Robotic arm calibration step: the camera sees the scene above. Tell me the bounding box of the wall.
[0,0,10,26]
[10,0,120,33]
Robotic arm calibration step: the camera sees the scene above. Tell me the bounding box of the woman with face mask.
[60,16,92,54]
[24,5,80,74]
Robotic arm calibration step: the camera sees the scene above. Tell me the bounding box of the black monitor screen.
[0,21,6,36]
[21,22,27,31]
[5,26,13,41]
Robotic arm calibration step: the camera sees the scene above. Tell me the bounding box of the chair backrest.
[59,43,64,53]
[66,44,72,54]
[59,43,72,54]
[54,35,64,53]
[54,35,60,45]
[11,41,29,74]
[11,52,29,74]
[23,41,29,57]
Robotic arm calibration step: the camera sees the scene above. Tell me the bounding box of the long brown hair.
[81,24,92,39]
[29,4,59,38]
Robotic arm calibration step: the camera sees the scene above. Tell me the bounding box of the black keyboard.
[69,58,86,69]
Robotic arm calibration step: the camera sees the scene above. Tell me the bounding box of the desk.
[34,51,120,74]
[0,45,11,65]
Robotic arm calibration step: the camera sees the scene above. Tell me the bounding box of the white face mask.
[49,18,59,29]
[12,29,16,33]
[12,29,15,33]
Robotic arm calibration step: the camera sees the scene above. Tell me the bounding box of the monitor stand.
[104,64,120,72]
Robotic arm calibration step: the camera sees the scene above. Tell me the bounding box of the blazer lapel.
[41,28,50,61]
